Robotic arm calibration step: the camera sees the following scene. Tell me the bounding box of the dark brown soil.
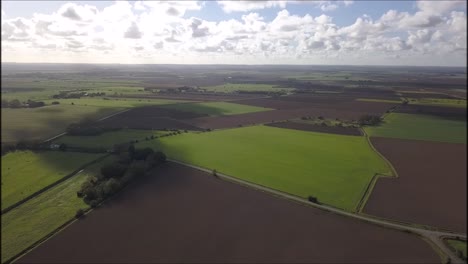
[185,108,369,129]
[185,99,396,129]
[364,137,467,233]
[18,162,440,263]
[118,93,262,102]
[395,105,467,120]
[97,106,204,130]
[266,121,362,136]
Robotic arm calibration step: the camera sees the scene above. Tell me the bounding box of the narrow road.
[168,159,467,264]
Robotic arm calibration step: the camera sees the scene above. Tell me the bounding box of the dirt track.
[364,137,467,233]
[265,121,362,136]
[18,162,440,263]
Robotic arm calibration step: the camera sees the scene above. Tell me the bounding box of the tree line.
[76,146,166,211]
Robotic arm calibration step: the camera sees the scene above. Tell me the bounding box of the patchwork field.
[43,98,187,108]
[17,162,440,263]
[137,125,392,211]
[54,129,169,149]
[186,107,371,129]
[266,121,362,136]
[160,101,271,116]
[364,113,467,144]
[1,156,114,264]
[364,137,467,233]
[1,151,103,210]
[203,83,294,93]
[1,105,123,143]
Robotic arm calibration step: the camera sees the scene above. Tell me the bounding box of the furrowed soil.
[364,137,467,233]
[98,106,204,131]
[184,99,396,129]
[395,105,467,120]
[265,121,362,136]
[18,162,440,263]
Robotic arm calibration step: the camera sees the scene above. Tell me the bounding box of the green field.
[1,104,123,143]
[446,239,467,260]
[410,98,467,108]
[364,113,466,144]
[160,101,271,116]
[137,125,392,211]
[1,151,103,210]
[54,129,170,149]
[1,156,113,263]
[43,98,187,108]
[202,83,294,93]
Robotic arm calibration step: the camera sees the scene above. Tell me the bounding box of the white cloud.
[217,1,288,13]
[1,0,466,66]
[124,22,142,39]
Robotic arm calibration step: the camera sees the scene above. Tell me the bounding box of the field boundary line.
[41,108,132,144]
[6,161,165,264]
[356,127,399,213]
[1,154,110,215]
[168,159,466,263]
[167,160,465,235]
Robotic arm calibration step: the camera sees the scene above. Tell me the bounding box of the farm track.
[168,159,467,264]
[1,154,109,215]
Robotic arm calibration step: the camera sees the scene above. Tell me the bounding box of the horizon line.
[1,61,467,68]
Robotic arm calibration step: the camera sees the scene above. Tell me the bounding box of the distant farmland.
[364,112,467,144]
[1,105,123,143]
[138,125,392,211]
[159,101,272,116]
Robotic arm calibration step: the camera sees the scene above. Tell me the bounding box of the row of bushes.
[77,147,166,209]
[1,99,46,108]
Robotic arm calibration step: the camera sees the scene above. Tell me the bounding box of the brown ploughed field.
[98,106,204,130]
[265,121,362,136]
[185,108,368,129]
[395,105,467,119]
[18,162,439,263]
[119,93,263,101]
[364,137,467,233]
[185,99,396,129]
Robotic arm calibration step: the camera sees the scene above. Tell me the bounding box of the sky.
[1,0,467,66]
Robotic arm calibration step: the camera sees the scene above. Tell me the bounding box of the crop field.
[265,121,362,136]
[364,137,466,233]
[1,105,123,143]
[160,101,271,116]
[17,162,439,263]
[202,83,294,93]
[1,156,114,264]
[42,98,187,108]
[1,151,103,210]
[409,98,467,108]
[364,113,467,144]
[137,125,392,211]
[54,129,170,149]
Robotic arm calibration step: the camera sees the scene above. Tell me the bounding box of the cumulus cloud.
[217,1,288,13]
[1,0,466,66]
[124,22,142,39]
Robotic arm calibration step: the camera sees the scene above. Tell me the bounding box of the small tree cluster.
[78,147,166,207]
[358,115,382,126]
